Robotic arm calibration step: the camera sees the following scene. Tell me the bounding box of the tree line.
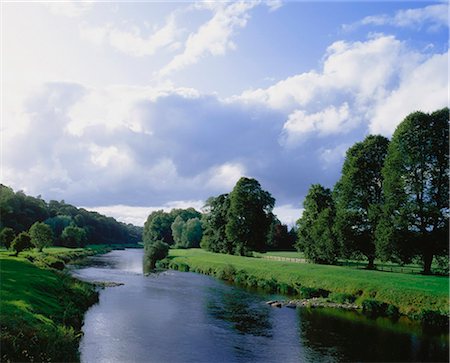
[143,177,296,267]
[0,185,143,253]
[297,108,448,274]
[143,108,448,275]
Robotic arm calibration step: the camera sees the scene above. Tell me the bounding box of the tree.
[11,232,32,256]
[143,210,175,245]
[180,218,203,248]
[296,184,339,264]
[266,216,296,251]
[171,216,185,247]
[201,194,233,253]
[61,225,87,248]
[29,222,54,252]
[334,135,389,269]
[144,240,169,270]
[377,108,449,274]
[226,177,275,255]
[0,227,15,249]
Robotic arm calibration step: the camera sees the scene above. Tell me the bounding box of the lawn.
[167,248,449,316]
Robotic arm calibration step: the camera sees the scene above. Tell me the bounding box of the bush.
[144,241,169,270]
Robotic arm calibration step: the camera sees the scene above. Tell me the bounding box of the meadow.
[166,248,449,318]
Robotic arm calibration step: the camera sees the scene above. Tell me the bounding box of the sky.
[2,1,448,227]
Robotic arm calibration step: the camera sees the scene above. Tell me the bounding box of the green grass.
[167,248,449,317]
[0,249,99,362]
[256,251,305,259]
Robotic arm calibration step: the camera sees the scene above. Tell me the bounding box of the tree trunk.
[367,256,375,270]
[422,251,433,275]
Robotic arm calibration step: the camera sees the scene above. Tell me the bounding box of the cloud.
[281,103,351,146]
[159,1,259,76]
[237,34,446,145]
[85,201,205,226]
[344,4,448,32]
[273,204,303,227]
[46,1,93,18]
[80,14,180,57]
[3,34,446,222]
[369,51,448,135]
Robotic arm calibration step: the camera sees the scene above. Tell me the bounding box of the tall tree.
[29,222,54,252]
[334,135,390,269]
[201,194,233,253]
[296,184,339,264]
[377,108,449,274]
[226,177,275,255]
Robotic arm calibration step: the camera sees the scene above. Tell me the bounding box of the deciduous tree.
[377,108,449,274]
[334,135,389,269]
[29,222,54,252]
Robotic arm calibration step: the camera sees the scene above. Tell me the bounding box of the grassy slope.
[0,249,98,362]
[168,249,449,316]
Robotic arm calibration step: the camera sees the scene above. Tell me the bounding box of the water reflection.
[297,308,449,363]
[207,288,272,337]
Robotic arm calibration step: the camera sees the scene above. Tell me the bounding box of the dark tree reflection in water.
[297,308,449,363]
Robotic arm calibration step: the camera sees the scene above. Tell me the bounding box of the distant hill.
[0,184,142,246]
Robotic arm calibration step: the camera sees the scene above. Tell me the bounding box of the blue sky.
[2,1,448,226]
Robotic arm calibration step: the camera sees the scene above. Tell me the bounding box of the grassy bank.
[164,249,449,320]
[0,254,98,362]
[0,244,141,362]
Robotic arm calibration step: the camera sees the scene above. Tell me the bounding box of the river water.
[72,249,449,363]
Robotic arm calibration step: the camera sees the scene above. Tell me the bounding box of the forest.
[0,185,142,252]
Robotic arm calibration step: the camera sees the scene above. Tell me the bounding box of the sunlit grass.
[0,252,98,362]
[168,248,449,316]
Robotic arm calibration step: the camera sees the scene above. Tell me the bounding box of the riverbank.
[163,249,449,323]
[0,245,140,362]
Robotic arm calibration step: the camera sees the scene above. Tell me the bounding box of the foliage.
[61,225,87,248]
[334,135,390,269]
[180,218,203,248]
[225,177,275,255]
[144,208,201,245]
[296,184,340,264]
[168,248,449,316]
[144,240,169,270]
[11,232,32,256]
[266,216,296,251]
[29,222,54,252]
[44,215,72,243]
[0,185,142,246]
[201,194,233,253]
[377,108,449,274]
[172,217,204,248]
[0,227,15,249]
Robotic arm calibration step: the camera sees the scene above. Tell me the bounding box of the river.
[72,249,449,363]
